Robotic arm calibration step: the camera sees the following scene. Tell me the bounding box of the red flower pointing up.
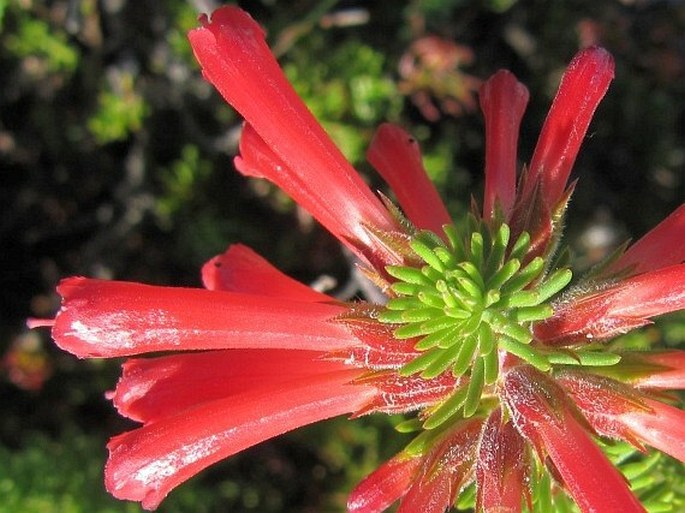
[40,6,685,513]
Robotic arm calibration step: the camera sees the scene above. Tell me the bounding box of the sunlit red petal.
[367,123,451,234]
[522,47,614,210]
[559,371,685,462]
[535,264,685,345]
[235,124,389,264]
[105,371,374,510]
[109,349,353,423]
[556,370,650,448]
[543,407,646,513]
[609,204,685,275]
[53,277,357,358]
[188,7,397,258]
[201,243,329,302]
[347,452,422,513]
[502,366,645,513]
[620,397,685,462]
[479,70,529,220]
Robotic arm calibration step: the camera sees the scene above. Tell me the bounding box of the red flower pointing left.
[52,248,377,509]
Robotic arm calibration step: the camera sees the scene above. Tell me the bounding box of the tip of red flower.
[576,45,615,75]
[193,5,266,40]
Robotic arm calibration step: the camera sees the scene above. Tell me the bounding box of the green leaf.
[501,256,545,294]
[386,266,431,285]
[512,304,553,322]
[509,231,531,261]
[486,258,521,291]
[452,335,480,376]
[500,337,550,371]
[463,357,485,417]
[423,386,468,429]
[537,268,573,302]
[410,239,445,272]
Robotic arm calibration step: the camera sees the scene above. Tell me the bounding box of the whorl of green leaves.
[379,218,571,421]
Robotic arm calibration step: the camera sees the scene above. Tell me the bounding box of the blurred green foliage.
[0,430,139,513]
[6,13,78,73]
[88,72,148,143]
[0,0,683,512]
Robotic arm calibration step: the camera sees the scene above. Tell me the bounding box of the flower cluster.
[41,6,684,513]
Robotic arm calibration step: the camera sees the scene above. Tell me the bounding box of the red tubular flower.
[479,70,529,221]
[107,349,356,423]
[519,47,614,212]
[201,243,329,301]
[509,47,614,262]
[367,123,452,234]
[188,8,398,264]
[619,397,685,462]
[106,366,373,509]
[52,277,358,357]
[534,263,685,345]
[51,252,378,509]
[41,5,685,513]
[502,366,647,513]
[557,370,685,463]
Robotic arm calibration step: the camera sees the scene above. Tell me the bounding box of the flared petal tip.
[574,46,615,77]
[479,69,529,104]
[105,437,164,511]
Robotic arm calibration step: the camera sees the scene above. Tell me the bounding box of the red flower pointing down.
[40,6,685,513]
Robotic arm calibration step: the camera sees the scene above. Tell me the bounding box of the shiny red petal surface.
[347,452,422,513]
[544,409,646,513]
[234,123,386,264]
[105,370,374,509]
[610,204,685,275]
[479,70,529,221]
[188,7,396,256]
[53,277,356,357]
[560,370,685,462]
[557,370,649,445]
[621,397,685,462]
[523,47,614,210]
[109,349,352,423]
[356,371,461,416]
[535,264,685,345]
[367,123,451,234]
[201,243,329,301]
